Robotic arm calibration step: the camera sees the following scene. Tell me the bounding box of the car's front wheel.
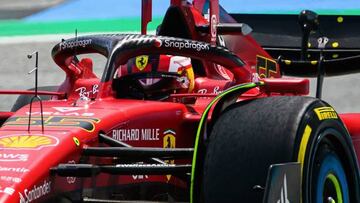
[200,96,359,203]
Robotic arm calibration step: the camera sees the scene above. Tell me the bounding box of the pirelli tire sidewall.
[202,96,359,203]
[296,101,359,203]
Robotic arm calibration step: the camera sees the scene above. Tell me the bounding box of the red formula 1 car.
[1,0,360,202]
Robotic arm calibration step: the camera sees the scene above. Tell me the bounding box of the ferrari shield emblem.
[135,55,149,71]
[163,131,176,149]
[163,129,176,181]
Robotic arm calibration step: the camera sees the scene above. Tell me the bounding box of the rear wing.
[230,13,360,60]
[228,10,360,99]
[279,55,360,77]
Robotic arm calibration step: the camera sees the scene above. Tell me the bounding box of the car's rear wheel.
[201,96,359,203]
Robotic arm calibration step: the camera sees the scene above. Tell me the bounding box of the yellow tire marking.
[297,125,312,203]
[313,107,338,121]
[298,125,312,174]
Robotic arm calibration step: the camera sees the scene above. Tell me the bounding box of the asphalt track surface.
[0,38,359,113]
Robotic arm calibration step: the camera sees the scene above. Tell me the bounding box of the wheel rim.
[323,173,343,203]
[315,151,349,203]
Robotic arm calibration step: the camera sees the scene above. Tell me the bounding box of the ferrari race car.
[1,0,360,202]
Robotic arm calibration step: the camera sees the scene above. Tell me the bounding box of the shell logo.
[0,135,59,150]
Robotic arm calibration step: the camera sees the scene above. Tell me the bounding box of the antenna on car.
[27,51,45,132]
[73,29,79,63]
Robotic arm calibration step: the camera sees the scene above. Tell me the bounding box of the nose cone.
[0,133,68,203]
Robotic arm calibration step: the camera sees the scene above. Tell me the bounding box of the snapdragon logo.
[59,39,92,50]
[163,39,210,51]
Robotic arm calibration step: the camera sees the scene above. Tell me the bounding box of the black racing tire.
[202,96,359,203]
[11,86,58,112]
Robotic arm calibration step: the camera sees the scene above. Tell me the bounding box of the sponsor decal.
[277,175,290,203]
[52,107,85,113]
[59,39,92,50]
[163,129,176,149]
[112,128,160,142]
[0,187,15,195]
[75,84,99,100]
[19,180,51,203]
[0,153,28,162]
[0,176,21,183]
[314,107,338,120]
[73,137,80,147]
[163,129,176,181]
[197,86,223,94]
[5,116,100,132]
[210,14,217,42]
[26,111,94,117]
[116,163,175,167]
[135,55,149,71]
[132,174,149,180]
[67,160,76,184]
[162,39,210,51]
[27,107,94,117]
[256,55,277,78]
[0,135,58,150]
[0,167,29,173]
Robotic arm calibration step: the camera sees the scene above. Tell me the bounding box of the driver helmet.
[117,55,195,93]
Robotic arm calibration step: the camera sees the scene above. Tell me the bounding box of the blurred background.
[0,0,359,112]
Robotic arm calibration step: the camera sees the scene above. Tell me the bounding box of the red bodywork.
[0,1,359,202]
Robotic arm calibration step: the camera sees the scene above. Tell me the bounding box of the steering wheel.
[112,71,183,100]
